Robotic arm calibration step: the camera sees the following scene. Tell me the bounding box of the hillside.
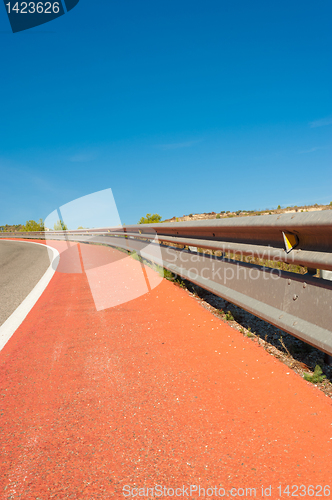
[163,202,332,223]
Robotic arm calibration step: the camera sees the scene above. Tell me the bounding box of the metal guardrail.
[1,210,332,356]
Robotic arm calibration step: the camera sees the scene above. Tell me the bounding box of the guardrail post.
[321,270,332,280]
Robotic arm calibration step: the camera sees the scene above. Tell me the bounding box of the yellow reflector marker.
[282,232,299,253]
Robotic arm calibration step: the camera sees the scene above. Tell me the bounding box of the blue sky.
[0,0,331,226]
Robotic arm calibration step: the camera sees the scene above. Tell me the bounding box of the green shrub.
[21,219,45,231]
[138,213,162,224]
[53,219,68,230]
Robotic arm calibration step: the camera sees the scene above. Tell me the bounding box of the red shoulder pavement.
[0,240,331,499]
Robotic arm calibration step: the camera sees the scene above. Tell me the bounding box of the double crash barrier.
[1,210,332,356]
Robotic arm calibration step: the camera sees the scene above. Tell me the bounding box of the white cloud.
[298,146,329,154]
[156,140,201,151]
[309,116,332,128]
[299,147,320,154]
[69,152,96,162]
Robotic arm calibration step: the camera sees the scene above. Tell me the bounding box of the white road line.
[0,240,60,351]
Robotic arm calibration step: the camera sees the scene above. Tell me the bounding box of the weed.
[131,251,143,263]
[303,365,326,384]
[244,326,255,337]
[279,336,292,358]
[225,310,234,321]
[174,277,186,288]
[163,269,176,281]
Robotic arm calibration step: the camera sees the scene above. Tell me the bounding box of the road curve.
[0,239,50,326]
[0,240,331,499]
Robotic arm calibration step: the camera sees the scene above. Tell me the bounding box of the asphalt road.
[0,240,50,327]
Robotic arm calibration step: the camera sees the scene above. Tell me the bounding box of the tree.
[21,219,45,232]
[138,213,162,224]
[54,219,68,231]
